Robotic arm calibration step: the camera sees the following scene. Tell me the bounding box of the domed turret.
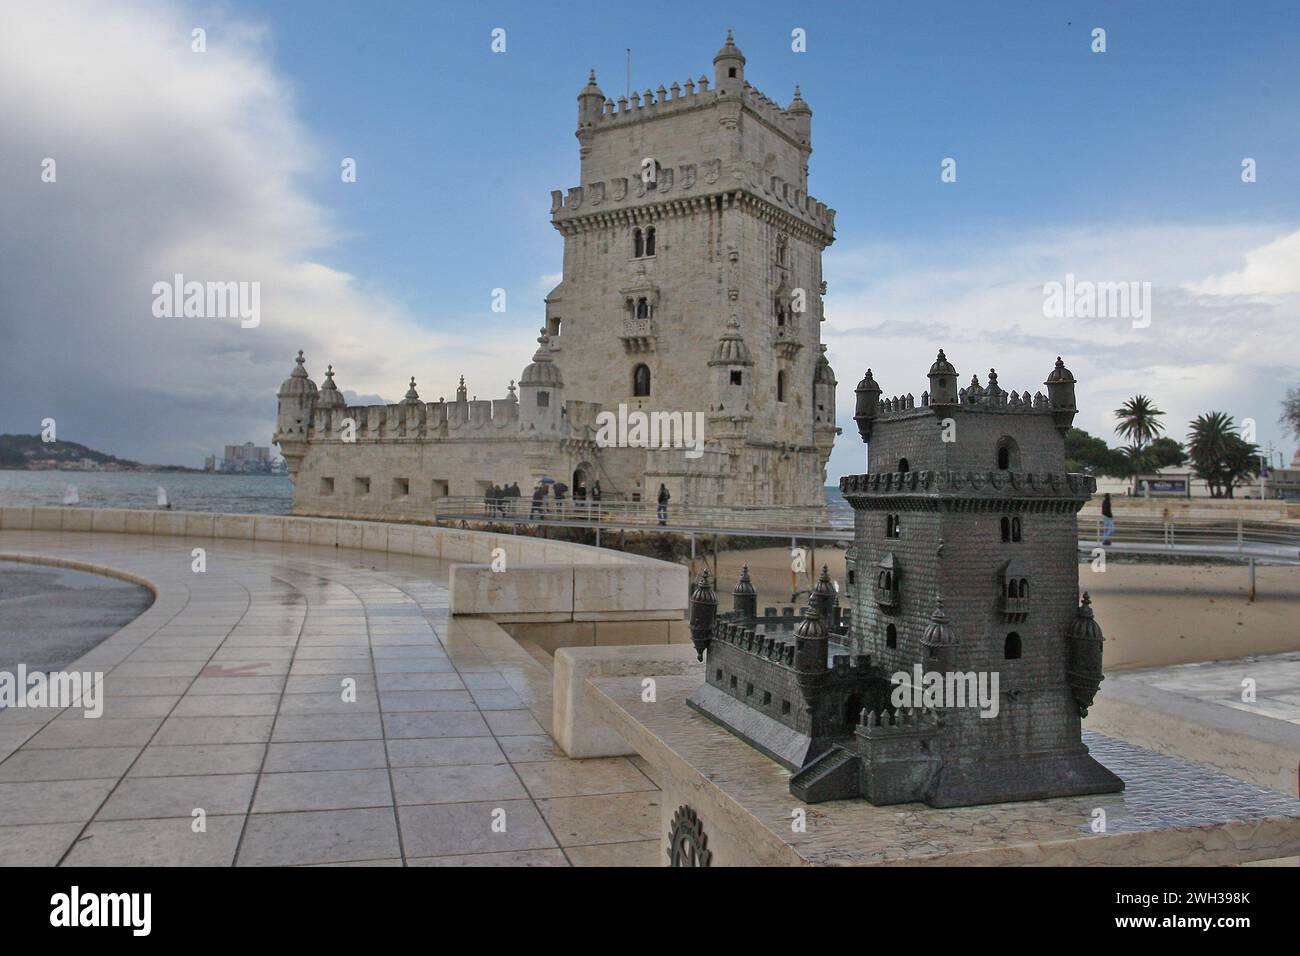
[708,316,753,367]
[787,85,812,149]
[688,569,718,661]
[317,365,345,410]
[793,605,829,693]
[814,347,837,434]
[810,565,837,624]
[927,349,958,407]
[518,329,565,434]
[853,368,882,443]
[713,30,745,93]
[520,329,564,387]
[274,351,318,479]
[1067,593,1105,717]
[921,597,957,671]
[576,69,604,156]
[1044,356,1079,434]
[709,316,754,430]
[403,377,421,405]
[731,565,756,623]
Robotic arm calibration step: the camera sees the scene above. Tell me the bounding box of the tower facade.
[547,33,838,506]
[275,36,839,519]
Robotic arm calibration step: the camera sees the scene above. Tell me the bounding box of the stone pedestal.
[587,675,1300,866]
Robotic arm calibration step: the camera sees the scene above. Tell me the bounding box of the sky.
[1,0,1298,479]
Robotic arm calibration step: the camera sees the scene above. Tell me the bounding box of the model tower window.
[633,364,651,397]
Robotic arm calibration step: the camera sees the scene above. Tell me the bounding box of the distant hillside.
[0,434,194,472]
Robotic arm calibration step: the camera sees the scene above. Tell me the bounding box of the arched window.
[635,297,649,320]
[632,364,651,397]
[1000,517,1011,542]
[996,436,1019,471]
[1011,517,1022,542]
[1004,632,1022,660]
[1007,579,1017,599]
[777,371,787,403]
[886,624,897,649]
[1018,579,1028,598]
[898,458,910,474]
[633,228,643,258]
[775,298,786,327]
[644,226,656,256]
[777,234,788,266]
[884,514,893,537]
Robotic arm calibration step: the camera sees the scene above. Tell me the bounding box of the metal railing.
[431,495,850,540]
[430,496,1300,563]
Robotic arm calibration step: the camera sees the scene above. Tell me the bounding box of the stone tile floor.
[1118,652,1300,725]
[0,530,662,866]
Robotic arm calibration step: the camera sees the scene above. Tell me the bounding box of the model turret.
[811,565,837,624]
[1044,356,1078,434]
[688,569,718,661]
[731,566,757,624]
[853,368,882,442]
[1067,592,1106,717]
[927,349,958,408]
[793,605,828,694]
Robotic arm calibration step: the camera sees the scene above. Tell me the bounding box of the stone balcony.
[621,317,656,353]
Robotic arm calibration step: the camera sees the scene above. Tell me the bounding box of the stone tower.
[546,33,839,506]
[840,351,1121,806]
[687,349,1123,808]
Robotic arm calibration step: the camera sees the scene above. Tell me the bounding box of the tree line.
[1061,389,1300,498]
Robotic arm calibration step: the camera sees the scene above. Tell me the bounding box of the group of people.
[482,477,672,525]
[526,478,605,520]
[482,482,522,516]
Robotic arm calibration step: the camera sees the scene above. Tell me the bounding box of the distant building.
[206,442,284,475]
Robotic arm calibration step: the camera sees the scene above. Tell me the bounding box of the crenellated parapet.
[550,161,834,240]
[840,470,1096,504]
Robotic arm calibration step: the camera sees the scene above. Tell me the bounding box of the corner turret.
[1044,356,1078,434]
[713,30,745,95]
[927,349,958,408]
[273,351,317,479]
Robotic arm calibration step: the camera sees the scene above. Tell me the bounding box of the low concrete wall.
[554,645,704,758]
[1,506,688,643]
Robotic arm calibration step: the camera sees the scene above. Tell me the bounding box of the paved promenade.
[0,528,661,866]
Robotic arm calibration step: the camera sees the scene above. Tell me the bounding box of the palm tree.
[1114,395,1166,492]
[1187,411,1259,498]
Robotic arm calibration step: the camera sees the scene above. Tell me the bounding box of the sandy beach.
[697,546,1300,671]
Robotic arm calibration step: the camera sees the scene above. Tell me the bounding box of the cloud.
[0,0,530,466]
[822,224,1300,479]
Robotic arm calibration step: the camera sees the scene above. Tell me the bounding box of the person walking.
[1101,492,1114,547]
[590,481,602,521]
[530,482,546,520]
[657,483,670,526]
[506,482,520,518]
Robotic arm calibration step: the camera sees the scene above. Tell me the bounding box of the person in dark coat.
[530,483,546,519]
[657,483,670,525]
[590,481,602,520]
